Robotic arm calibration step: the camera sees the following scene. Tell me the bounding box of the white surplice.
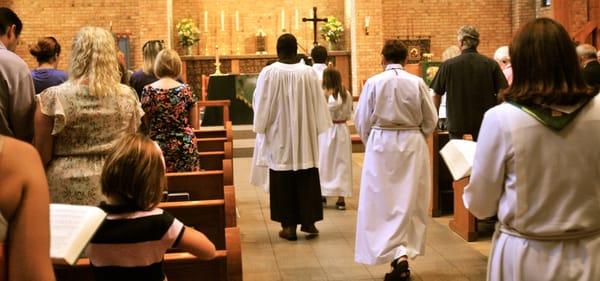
[312,63,327,81]
[253,62,332,171]
[318,91,353,197]
[354,64,438,264]
[464,96,600,281]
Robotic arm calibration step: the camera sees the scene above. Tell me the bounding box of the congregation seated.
[87,133,216,281]
[34,26,143,205]
[0,135,55,281]
[141,49,200,172]
[29,36,67,94]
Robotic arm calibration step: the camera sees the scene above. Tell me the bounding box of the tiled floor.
[234,154,491,281]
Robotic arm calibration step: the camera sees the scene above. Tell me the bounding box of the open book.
[50,204,106,265]
[440,140,477,181]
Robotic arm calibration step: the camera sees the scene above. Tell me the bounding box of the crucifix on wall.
[302,7,327,46]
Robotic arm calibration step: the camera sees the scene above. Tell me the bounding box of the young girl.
[318,68,353,210]
[86,134,216,281]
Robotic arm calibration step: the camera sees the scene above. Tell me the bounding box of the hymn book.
[50,204,106,265]
[440,140,477,181]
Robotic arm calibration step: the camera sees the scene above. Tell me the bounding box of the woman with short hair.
[141,49,200,172]
[34,27,143,205]
[29,36,67,94]
[464,18,599,281]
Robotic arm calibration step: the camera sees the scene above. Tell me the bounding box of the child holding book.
[86,133,216,281]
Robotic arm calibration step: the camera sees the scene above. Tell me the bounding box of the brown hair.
[322,67,348,103]
[502,18,594,105]
[29,36,61,64]
[154,49,182,79]
[101,134,166,210]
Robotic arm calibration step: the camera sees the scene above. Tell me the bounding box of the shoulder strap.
[507,97,592,131]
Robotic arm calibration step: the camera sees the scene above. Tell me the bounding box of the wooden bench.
[195,121,233,142]
[448,176,478,241]
[199,142,232,170]
[197,100,231,128]
[160,200,226,249]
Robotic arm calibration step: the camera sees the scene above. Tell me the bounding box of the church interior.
[2,0,600,280]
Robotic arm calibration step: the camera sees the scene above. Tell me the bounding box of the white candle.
[365,16,370,28]
[281,9,285,31]
[204,11,208,32]
[235,11,240,32]
[295,9,299,30]
[220,10,225,32]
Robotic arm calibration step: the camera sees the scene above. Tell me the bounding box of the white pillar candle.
[220,10,225,32]
[281,9,285,31]
[295,9,299,30]
[235,11,240,32]
[365,16,370,28]
[204,11,208,32]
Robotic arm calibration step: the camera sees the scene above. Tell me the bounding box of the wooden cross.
[302,7,327,46]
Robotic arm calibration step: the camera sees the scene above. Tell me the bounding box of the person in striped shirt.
[86,133,216,281]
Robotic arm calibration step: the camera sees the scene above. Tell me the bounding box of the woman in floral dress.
[141,49,200,172]
[34,27,143,205]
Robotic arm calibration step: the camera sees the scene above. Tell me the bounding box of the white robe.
[318,91,353,197]
[253,62,332,171]
[312,63,327,81]
[354,64,438,265]
[464,96,600,281]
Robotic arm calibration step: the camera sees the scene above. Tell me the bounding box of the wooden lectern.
[448,176,478,241]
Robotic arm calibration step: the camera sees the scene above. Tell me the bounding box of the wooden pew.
[448,176,478,242]
[197,100,231,129]
[199,141,233,170]
[195,121,233,142]
[160,200,227,249]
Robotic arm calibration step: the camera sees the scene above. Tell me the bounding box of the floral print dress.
[141,84,200,172]
[37,82,144,205]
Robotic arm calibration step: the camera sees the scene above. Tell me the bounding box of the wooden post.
[448,177,478,242]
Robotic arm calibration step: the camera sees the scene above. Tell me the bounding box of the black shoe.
[300,224,319,234]
[335,201,346,210]
[384,259,410,281]
[278,227,297,241]
[322,197,327,206]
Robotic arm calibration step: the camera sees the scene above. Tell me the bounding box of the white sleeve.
[463,109,510,219]
[313,72,333,134]
[354,80,375,143]
[419,80,438,136]
[253,70,274,134]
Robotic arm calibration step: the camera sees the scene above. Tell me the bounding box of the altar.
[181,51,351,125]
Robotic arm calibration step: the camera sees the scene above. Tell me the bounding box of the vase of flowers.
[176,18,200,56]
[320,16,344,50]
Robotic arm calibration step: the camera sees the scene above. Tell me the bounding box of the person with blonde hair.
[141,49,200,172]
[0,135,55,280]
[129,39,165,96]
[87,133,215,280]
[494,45,513,85]
[34,26,143,205]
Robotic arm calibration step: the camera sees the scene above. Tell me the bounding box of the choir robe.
[250,72,269,192]
[253,61,332,226]
[354,64,438,264]
[464,95,600,281]
[318,91,353,197]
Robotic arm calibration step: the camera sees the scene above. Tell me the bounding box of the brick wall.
[171,0,346,56]
[6,0,169,71]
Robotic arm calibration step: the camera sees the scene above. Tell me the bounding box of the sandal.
[384,259,410,281]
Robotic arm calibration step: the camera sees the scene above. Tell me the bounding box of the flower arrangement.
[320,16,344,44]
[176,18,200,48]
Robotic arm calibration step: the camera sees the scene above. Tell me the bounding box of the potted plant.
[320,16,344,50]
[176,18,200,56]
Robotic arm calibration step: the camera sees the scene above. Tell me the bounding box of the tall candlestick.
[220,10,225,32]
[235,10,240,32]
[281,9,285,31]
[204,11,208,32]
[295,9,299,30]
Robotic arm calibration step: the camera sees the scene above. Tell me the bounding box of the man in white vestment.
[311,45,328,80]
[254,34,332,241]
[354,40,438,281]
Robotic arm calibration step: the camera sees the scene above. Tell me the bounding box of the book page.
[440,140,477,181]
[50,204,106,265]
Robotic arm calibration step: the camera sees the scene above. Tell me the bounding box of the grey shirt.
[0,41,36,142]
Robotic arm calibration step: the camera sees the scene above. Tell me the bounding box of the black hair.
[311,45,328,64]
[381,40,408,64]
[277,33,298,59]
[0,7,22,37]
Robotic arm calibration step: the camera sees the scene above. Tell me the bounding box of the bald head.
[576,44,597,60]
